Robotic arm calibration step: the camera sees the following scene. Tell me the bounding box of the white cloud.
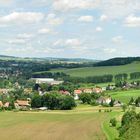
[52,0,140,18]
[104,48,116,53]
[17,33,34,39]
[96,26,102,32]
[0,0,14,6]
[6,33,35,45]
[7,39,27,45]
[100,14,108,21]
[53,39,63,46]
[47,13,63,26]
[112,36,124,43]
[38,28,51,34]
[0,12,44,25]
[5,46,35,54]
[53,0,98,11]
[78,16,94,22]
[53,38,81,47]
[30,0,51,7]
[124,15,140,27]
[65,39,81,46]
[98,0,140,18]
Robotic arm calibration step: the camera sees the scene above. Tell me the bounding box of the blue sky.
[0,0,140,59]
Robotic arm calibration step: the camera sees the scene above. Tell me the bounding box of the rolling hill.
[49,62,140,78]
[94,57,140,66]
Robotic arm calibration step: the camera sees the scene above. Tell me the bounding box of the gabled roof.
[0,101,3,107]
[93,88,102,93]
[16,100,30,106]
[4,102,10,107]
[60,90,70,95]
[83,88,92,92]
[74,90,82,94]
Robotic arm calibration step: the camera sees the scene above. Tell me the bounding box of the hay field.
[0,110,107,140]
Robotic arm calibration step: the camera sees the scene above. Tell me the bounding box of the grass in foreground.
[102,112,122,140]
[0,110,107,140]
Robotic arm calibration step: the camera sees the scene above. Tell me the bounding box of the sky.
[0,0,140,60]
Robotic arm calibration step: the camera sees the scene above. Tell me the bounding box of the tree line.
[64,75,113,84]
[32,71,140,84]
[94,57,140,66]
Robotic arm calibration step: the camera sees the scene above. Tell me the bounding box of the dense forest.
[94,57,140,66]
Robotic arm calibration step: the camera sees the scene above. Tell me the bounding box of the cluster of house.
[122,81,140,89]
[0,70,21,79]
[0,88,11,94]
[0,99,31,110]
[72,87,122,106]
[96,97,122,107]
[73,87,104,100]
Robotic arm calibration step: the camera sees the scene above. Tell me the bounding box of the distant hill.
[94,57,140,67]
[0,55,99,63]
[0,55,17,58]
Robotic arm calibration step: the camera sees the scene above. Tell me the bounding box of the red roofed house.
[74,90,82,95]
[60,90,70,95]
[74,90,82,100]
[0,101,3,107]
[14,100,30,109]
[4,102,10,108]
[92,88,103,94]
[83,88,93,93]
[0,101,10,108]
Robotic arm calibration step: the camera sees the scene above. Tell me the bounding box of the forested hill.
[94,57,140,67]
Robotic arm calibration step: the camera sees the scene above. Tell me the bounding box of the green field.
[0,106,121,140]
[107,89,140,104]
[49,62,140,77]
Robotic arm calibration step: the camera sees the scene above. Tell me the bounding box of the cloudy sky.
[0,0,140,59]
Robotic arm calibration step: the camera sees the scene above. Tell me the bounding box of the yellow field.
[0,111,106,140]
[0,105,123,140]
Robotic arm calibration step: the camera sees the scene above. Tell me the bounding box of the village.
[0,77,140,111]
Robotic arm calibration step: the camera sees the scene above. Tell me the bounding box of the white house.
[97,97,111,104]
[31,78,63,85]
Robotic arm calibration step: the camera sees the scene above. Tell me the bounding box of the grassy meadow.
[49,62,140,77]
[0,105,122,140]
[107,89,140,104]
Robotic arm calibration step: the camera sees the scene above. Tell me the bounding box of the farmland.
[49,62,140,77]
[107,89,140,104]
[0,106,122,140]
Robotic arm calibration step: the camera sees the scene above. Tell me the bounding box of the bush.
[102,103,110,107]
[19,108,29,111]
[13,109,19,112]
[121,104,127,112]
[79,93,91,104]
[110,118,117,127]
[90,100,99,106]
[119,110,140,139]
[41,93,76,110]
[0,107,5,112]
[31,94,42,108]
[60,96,76,110]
